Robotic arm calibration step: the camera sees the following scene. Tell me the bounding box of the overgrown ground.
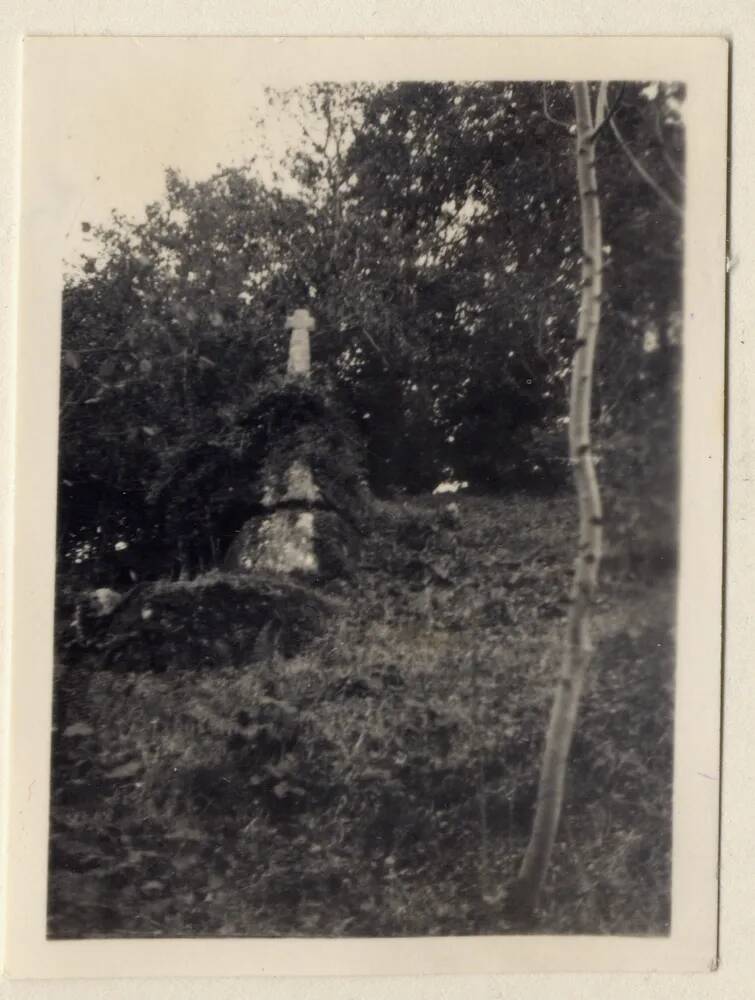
[48,492,674,938]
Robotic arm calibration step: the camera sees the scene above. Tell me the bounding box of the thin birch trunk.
[506,81,605,920]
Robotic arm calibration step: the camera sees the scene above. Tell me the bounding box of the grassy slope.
[48,492,674,938]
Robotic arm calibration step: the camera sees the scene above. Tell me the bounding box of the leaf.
[62,722,94,738]
[259,696,297,717]
[141,880,165,896]
[139,358,152,374]
[105,760,142,779]
[64,350,80,370]
[99,357,116,378]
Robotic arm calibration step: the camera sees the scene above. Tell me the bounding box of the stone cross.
[285,308,316,378]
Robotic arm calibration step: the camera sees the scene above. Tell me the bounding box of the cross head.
[285,308,316,333]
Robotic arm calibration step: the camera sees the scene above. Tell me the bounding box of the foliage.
[57,81,683,589]
[58,167,297,581]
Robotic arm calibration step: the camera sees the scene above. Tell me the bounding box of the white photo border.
[4,34,728,978]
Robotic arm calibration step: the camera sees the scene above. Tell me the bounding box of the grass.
[48,491,674,938]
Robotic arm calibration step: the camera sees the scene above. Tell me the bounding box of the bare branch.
[542,84,572,131]
[594,82,609,130]
[653,102,686,187]
[609,111,684,219]
[589,83,626,143]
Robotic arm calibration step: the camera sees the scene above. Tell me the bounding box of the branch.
[358,324,390,367]
[589,83,626,143]
[609,112,684,219]
[594,82,609,130]
[542,84,572,131]
[653,103,686,187]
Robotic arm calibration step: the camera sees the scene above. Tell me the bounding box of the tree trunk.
[506,81,605,921]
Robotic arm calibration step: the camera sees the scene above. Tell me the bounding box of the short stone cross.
[285,308,316,378]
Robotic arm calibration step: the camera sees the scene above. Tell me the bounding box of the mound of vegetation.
[238,378,371,522]
[222,377,370,581]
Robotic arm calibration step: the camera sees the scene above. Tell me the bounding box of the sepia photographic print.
[4,36,726,977]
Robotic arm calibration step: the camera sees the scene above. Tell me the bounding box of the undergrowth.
[48,492,674,938]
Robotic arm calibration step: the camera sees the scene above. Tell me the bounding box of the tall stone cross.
[285,308,316,378]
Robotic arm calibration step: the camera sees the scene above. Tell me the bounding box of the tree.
[57,167,309,583]
[291,80,682,493]
[251,84,570,489]
[506,81,609,920]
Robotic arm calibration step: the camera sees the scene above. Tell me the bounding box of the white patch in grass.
[433,480,469,495]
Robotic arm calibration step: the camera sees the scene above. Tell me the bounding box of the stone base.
[224,508,359,582]
[227,510,318,575]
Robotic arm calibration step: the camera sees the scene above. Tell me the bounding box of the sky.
[25,39,326,268]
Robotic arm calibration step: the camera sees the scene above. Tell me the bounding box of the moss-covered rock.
[80,572,330,673]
